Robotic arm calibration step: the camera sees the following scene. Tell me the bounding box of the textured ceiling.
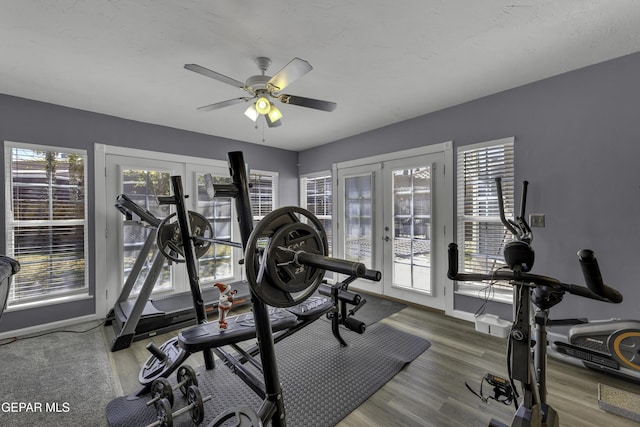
[2,1,640,151]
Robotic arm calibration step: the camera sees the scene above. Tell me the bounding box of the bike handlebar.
[496,177,519,237]
[447,243,622,304]
[577,249,623,303]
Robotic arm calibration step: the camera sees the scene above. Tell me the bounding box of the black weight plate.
[156,212,183,263]
[156,398,173,427]
[176,364,197,397]
[187,385,205,424]
[189,211,213,258]
[139,337,189,387]
[245,206,328,308]
[156,211,213,263]
[209,405,262,427]
[151,378,175,408]
[266,222,325,294]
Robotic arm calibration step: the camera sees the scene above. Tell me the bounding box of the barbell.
[146,385,211,427]
[244,206,381,308]
[155,205,381,308]
[146,365,198,408]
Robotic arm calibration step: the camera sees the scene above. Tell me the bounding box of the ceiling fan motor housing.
[245,75,271,91]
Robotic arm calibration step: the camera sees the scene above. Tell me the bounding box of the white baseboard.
[0,314,102,340]
[448,309,476,323]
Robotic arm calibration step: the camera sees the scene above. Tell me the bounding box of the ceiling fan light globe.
[268,104,283,122]
[255,97,271,114]
[244,104,259,122]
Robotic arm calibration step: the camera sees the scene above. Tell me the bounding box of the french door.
[335,144,452,310]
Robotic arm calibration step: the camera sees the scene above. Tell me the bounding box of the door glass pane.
[121,169,172,294]
[196,173,234,283]
[392,165,431,292]
[344,175,372,266]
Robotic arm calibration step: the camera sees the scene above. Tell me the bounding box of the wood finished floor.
[106,305,640,427]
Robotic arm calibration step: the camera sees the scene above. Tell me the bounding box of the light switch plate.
[529,213,545,228]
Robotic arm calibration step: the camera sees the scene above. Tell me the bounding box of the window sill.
[6,293,92,312]
[454,287,513,304]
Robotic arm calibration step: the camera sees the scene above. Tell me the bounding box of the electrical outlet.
[529,213,545,228]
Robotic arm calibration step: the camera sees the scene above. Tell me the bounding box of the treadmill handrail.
[115,194,162,228]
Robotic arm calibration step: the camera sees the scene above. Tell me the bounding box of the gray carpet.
[106,321,430,426]
[0,322,116,427]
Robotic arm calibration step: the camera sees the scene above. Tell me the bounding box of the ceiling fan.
[184,57,337,128]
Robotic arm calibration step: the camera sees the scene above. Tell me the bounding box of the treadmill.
[104,194,250,352]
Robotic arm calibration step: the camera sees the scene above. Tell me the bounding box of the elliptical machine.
[448,178,623,427]
[546,316,640,384]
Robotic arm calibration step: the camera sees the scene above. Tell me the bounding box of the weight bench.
[139,286,367,398]
[179,296,334,353]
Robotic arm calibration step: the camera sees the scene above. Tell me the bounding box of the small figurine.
[214,282,237,330]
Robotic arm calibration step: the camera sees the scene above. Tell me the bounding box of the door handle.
[383,236,390,242]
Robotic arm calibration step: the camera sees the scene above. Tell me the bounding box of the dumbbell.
[146,385,212,427]
[146,365,198,408]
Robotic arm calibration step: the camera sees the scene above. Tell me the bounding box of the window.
[249,170,278,223]
[301,173,332,256]
[5,142,88,306]
[456,138,514,303]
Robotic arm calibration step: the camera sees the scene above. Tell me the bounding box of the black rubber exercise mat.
[105,321,430,426]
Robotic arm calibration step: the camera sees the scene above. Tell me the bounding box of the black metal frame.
[150,151,381,426]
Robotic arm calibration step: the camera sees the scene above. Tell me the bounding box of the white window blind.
[5,143,88,306]
[196,173,234,282]
[249,171,277,221]
[301,174,332,256]
[456,138,514,302]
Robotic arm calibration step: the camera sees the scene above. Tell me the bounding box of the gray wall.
[299,51,640,321]
[3,49,639,332]
[0,94,299,332]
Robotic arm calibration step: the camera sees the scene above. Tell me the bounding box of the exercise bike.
[448,178,623,427]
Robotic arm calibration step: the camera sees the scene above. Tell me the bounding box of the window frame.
[455,137,515,303]
[4,140,90,310]
[300,171,333,256]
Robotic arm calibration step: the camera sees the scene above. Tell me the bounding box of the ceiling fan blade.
[279,95,337,112]
[184,64,246,88]
[197,98,247,112]
[268,58,312,92]
[265,114,282,128]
